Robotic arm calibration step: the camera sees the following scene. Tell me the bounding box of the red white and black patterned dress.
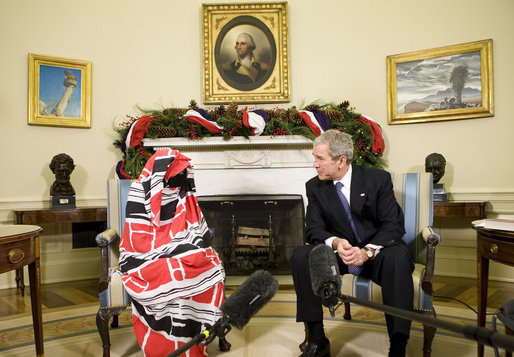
[119,149,225,357]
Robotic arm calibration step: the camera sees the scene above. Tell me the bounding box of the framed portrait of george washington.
[202,2,290,104]
[386,39,494,124]
[28,53,92,128]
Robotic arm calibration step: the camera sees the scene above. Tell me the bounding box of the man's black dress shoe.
[299,340,331,357]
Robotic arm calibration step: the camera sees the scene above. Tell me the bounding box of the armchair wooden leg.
[421,310,436,357]
[111,314,119,328]
[506,327,513,357]
[343,301,352,320]
[96,307,127,357]
[218,337,232,352]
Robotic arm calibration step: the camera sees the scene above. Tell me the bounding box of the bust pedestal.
[433,183,448,202]
[51,195,76,209]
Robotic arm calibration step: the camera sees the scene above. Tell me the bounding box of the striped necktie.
[335,181,363,276]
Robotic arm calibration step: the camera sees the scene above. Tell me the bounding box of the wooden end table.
[472,223,514,357]
[13,207,107,295]
[0,224,44,356]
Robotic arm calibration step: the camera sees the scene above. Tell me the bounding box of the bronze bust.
[49,153,76,197]
[425,153,446,184]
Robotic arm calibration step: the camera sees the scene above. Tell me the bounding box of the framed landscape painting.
[28,53,92,128]
[387,39,494,124]
[202,2,290,104]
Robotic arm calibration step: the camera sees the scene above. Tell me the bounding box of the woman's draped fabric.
[119,149,225,357]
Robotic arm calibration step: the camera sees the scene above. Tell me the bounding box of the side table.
[0,224,44,356]
[13,207,107,295]
[472,223,514,357]
[434,201,487,219]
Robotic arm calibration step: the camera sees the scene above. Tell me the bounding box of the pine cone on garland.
[303,103,320,112]
[163,107,188,116]
[338,100,350,109]
[147,126,177,138]
[226,101,238,120]
[188,100,198,110]
[289,108,303,124]
[325,108,344,122]
[215,105,226,117]
[266,108,287,120]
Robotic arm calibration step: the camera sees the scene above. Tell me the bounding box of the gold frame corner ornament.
[28,53,92,128]
[202,2,290,104]
[386,39,494,125]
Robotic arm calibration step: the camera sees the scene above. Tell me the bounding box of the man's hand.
[332,238,368,266]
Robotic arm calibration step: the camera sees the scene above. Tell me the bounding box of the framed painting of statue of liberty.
[386,39,493,124]
[28,53,92,128]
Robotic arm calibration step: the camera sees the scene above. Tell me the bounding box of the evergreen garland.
[113,100,385,179]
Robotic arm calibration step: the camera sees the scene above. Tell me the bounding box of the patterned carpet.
[0,291,506,357]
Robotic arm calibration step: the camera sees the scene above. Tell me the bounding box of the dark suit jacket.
[304,164,405,247]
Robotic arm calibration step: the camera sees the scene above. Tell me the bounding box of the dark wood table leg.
[15,267,25,296]
[28,258,44,356]
[506,327,513,357]
[477,251,489,357]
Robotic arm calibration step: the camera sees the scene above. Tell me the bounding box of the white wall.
[1,0,513,286]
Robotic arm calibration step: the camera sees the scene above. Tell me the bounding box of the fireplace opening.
[198,194,305,276]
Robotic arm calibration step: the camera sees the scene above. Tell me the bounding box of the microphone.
[168,269,279,357]
[219,269,279,330]
[309,244,342,317]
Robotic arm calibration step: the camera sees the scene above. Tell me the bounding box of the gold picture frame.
[202,2,290,104]
[387,39,493,124]
[28,53,92,128]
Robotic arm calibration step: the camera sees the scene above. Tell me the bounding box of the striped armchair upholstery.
[340,172,441,357]
[95,179,132,357]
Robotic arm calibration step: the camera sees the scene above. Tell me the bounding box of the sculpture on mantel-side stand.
[49,153,76,209]
[425,152,448,202]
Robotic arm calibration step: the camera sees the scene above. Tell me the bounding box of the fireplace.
[199,194,304,275]
[143,135,316,275]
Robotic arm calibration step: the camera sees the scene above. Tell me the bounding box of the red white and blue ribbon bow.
[122,115,154,152]
[185,109,223,134]
[242,109,269,136]
[299,110,331,137]
[359,115,385,153]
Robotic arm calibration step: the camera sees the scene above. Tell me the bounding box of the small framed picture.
[28,53,92,128]
[202,2,290,104]
[387,39,494,124]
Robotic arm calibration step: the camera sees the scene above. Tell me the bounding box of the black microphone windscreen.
[220,270,278,330]
[309,244,342,296]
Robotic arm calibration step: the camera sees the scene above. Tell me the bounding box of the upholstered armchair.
[95,179,231,357]
[302,172,441,357]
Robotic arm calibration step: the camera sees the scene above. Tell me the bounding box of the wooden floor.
[0,275,512,318]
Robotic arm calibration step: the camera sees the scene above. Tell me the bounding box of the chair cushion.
[341,263,432,311]
[99,273,131,308]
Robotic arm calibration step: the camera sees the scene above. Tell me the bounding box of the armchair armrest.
[420,226,441,295]
[95,228,119,293]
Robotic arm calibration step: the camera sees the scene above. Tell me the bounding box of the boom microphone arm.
[309,244,514,352]
[337,293,514,352]
[309,244,514,351]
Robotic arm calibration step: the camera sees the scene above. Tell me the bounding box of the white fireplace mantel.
[143,135,313,151]
[142,136,316,199]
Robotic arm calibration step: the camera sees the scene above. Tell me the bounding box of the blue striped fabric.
[99,179,133,308]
